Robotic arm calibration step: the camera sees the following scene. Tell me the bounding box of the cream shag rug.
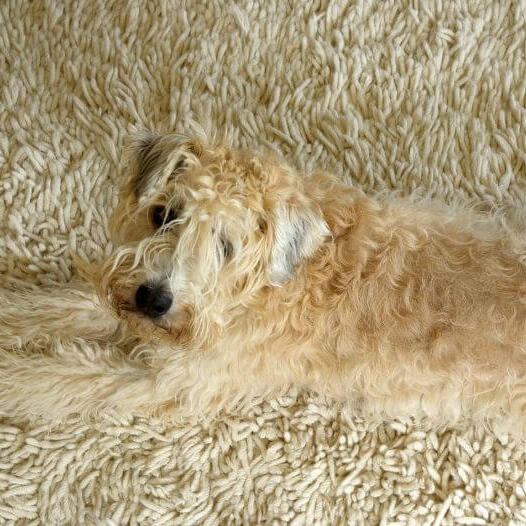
[2,0,526,524]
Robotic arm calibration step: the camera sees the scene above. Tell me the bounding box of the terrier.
[2,133,526,431]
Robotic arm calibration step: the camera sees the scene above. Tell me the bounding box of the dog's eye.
[220,237,233,260]
[174,158,186,172]
[151,206,178,228]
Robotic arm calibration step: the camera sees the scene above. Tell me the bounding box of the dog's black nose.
[135,284,173,318]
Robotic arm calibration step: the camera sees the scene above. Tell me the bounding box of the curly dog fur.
[2,132,526,432]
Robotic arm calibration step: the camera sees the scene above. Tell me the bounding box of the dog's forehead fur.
[130,133,302,218]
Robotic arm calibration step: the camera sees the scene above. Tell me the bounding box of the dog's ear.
[131,133,163,198]
[268,201,330,286]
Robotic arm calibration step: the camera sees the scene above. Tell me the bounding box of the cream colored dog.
[2,133,526,431]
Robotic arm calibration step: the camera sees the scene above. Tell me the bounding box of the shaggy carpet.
[1,0,526,524]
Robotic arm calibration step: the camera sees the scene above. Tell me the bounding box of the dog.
[2,132,526,432]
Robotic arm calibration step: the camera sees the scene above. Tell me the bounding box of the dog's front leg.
[0,282,121,348]
[0,339,168,421]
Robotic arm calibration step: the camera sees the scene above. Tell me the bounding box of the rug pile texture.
[1,0,526,524]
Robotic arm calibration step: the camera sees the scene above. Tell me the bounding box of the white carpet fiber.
[2,0,526,524]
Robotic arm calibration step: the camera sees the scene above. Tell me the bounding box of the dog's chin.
[118,310,169,342]
[117,308,192,346]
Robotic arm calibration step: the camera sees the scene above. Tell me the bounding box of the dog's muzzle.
[135,283,173,318]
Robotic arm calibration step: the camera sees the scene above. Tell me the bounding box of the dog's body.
[3,133,526,430]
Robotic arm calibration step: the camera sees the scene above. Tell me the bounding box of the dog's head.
[93,133,330,346]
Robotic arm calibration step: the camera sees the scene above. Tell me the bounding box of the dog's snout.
[135,283,173,318]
